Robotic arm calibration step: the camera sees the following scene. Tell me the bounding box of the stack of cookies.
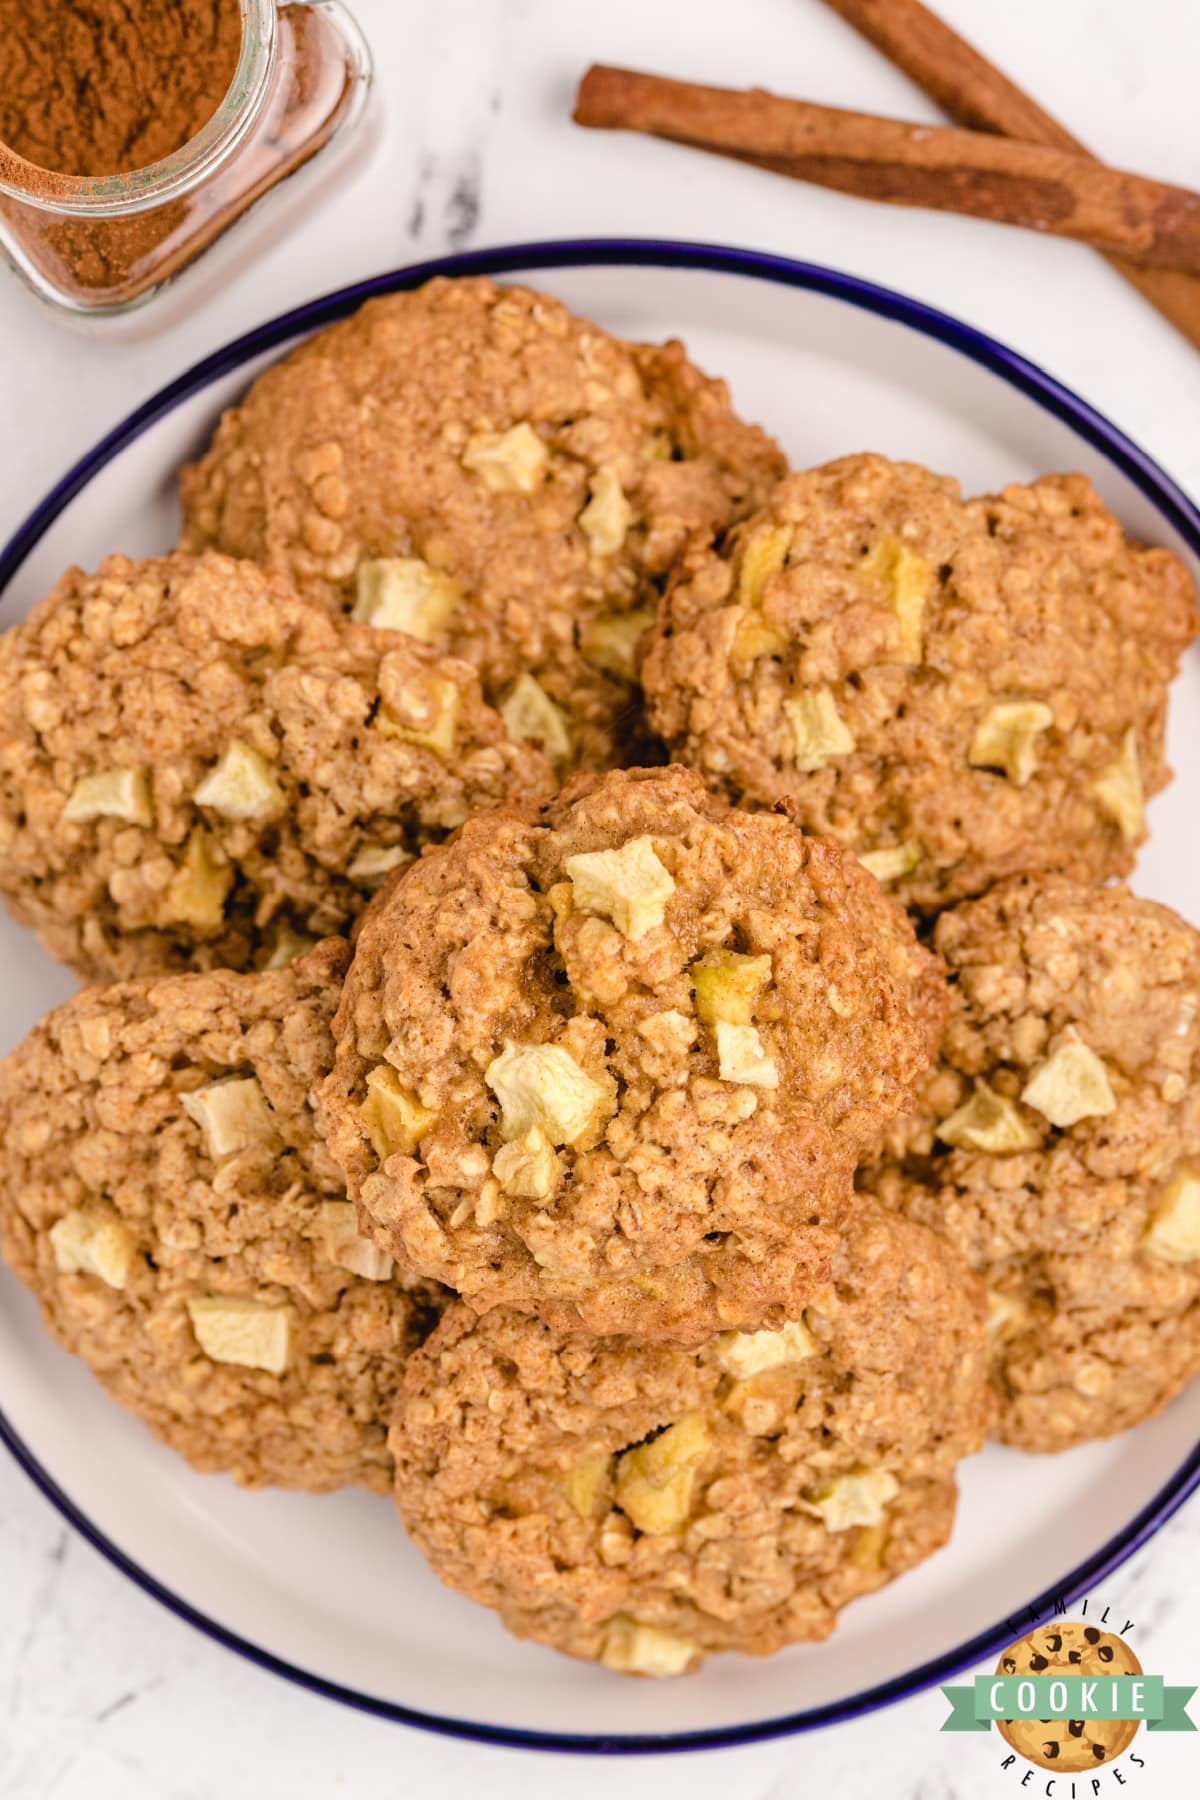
[0,275,1196,1680]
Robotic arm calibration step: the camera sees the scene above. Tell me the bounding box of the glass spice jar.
[0,0,372,318]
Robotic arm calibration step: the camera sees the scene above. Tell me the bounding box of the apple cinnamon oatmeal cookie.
[389,1205,989,1673]
[641,455,1197,910]
[0,550,552,981]
[861,876,1200,1452]
[0,939,445,1492]
[179,276,784,768]
[318,765,946,1344]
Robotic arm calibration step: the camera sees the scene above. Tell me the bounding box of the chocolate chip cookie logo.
[993,1623,1145,1771]
[940,1603,1196,1783]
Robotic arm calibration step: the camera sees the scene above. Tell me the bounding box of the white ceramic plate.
[2,242,1199,1753]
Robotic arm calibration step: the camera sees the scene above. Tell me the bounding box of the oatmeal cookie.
[389,1205,989,1673]
[319,765,946,1344]
[0,939,444,1492]
[862,876,1200,1452]
[179,276,784,768]
[0,549,552,981]
[996,1622,1142,1770]
[642,455,1197,910]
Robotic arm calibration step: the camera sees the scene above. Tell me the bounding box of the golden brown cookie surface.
[390,1205,989,1672]
[996,1622,1142,1770]
[862,876,1200,1450]
[0,550,551,980]
[180,276,784,769]
[319,766,946,1344]
[642,455,1197,910]
[0,940,444,1492]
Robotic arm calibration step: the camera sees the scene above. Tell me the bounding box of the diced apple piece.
[461,422,548,494]
[868,537,931,663]
[1143,1168,1200,1264]
[849,1521,890,1569]
[632,1411,709,1483]
[560,1453,613,1520]
[858,841,921,885]
[615,1413,709,1534]
[500,673,572,764]
[61,767,152,828]
[733,615,790,661]
[353,557,461,640]
[49,1209,136,1290]
[192,740,283,821]
[601,1617,699,1678]
[1020,1031,1115,1128]
[492,1125,560,1200]
[318,1200,394,1280]
[578,608,654,679]
[968,700,1054,786]
[182,1075,276,1158]
[186,1295,292,1375]
[1092,727,1144,842]
[546,880,574,929]
[803,1467,899,1532]
[159,827,232,928]
[565,836,675,943]
[614,1466,696,1535]
[937,1081,1040,1154]
[715,1021,778,1089]
[691,950,772,1026]
[736,524,790,606]
[378,676,458,759]
[714,1318,817,1377]
[359,1066,436,1160]
[376,676,459,758]
[783,687,856,772]
[579,467,633,556]
[485,1042,610,1147]
[347,841,412,884]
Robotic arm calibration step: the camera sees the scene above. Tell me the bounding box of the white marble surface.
[1,0,1199,1793]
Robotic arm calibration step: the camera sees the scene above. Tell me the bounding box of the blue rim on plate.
[1,238,1199,1755]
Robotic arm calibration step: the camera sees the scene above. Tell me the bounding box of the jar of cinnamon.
[0,0,372,318]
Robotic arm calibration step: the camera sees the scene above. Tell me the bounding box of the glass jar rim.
[0,0,276,217]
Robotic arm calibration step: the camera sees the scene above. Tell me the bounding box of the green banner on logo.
[939,1684,990,1733]
[1148,1687,1199,1733]
[940,1676,1196,1733]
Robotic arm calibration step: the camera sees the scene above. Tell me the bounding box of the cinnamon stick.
[820,0,1200,351]
[574,65,1200,279]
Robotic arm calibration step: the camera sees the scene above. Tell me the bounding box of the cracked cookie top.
[389,1204,989,1673]
[0,549,552,980]
[179,276,784,769]
[861,876,1200,1452]
[641,455,1197,910]
[319,765,946,1344]
[0,939,444,1493]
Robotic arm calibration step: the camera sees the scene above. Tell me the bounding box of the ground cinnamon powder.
[0,1,243,177]
[0,1,355,312]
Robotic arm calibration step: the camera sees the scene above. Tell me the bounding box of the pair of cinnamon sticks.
[574,0,1200,351]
